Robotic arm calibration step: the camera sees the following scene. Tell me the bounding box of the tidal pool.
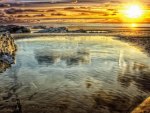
[0,36,150,113]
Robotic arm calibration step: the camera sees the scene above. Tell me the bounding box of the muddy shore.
[117,31,150,56]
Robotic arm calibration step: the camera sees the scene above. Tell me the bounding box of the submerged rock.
[0,32,17,73]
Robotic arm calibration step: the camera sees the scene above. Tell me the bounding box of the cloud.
[48,0,72,3]
[1,0,109,3]
[51,12,66,16]
[4,8,41,14]
[2,0,72,3]
[1,0,150,4]
[33,14,45,17]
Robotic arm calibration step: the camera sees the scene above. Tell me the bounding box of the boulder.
[0,25,31,33]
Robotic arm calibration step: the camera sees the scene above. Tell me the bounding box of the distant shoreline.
[12,32,150,56]
[12,30,150,39]
[12,33,116,39]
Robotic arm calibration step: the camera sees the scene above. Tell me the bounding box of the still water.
[0,36,150,113]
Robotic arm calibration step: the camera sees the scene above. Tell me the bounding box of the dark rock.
[0,25,31,33]
[0,54,14,64]
[0,3,10,8]
[36,27,68,33]
[69,29,87,33]
[32,25,47,29]
[36,27,87,33]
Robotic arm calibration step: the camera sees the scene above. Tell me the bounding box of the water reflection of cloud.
[35,50,61,65]
[34,48,91,66]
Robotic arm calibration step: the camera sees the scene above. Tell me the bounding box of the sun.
[125,5,143,18]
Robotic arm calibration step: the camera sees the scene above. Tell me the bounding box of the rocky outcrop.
[0,32,16,73]
[132,97,150,113]
[69,29,86,33]
[36,27,87,33]
[36,27,68,33]
[32,25,47,29]
[0,25,31,33]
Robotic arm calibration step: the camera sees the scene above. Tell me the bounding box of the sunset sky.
[0,0,150,24]
[0,0,150,3]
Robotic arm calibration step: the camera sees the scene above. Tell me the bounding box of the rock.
[70,29,87,33]
[32,25,47,29]
[0,54,14,64]
[0,25,31,33]
[132,97,150,113]
[36,27,87,33]
[36,27,68,33]
[0,32,17,73]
